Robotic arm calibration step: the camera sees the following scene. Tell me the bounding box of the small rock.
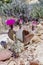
[1,41,7,48]
[30,61,39,65]
[20,60,25,65]
[0,49,12,61]
[8,61,16,65]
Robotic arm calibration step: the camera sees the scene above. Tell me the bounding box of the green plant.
[30,4,43,19]
[0,0,12,3]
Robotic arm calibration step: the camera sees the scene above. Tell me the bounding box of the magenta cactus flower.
[6,19,16,26]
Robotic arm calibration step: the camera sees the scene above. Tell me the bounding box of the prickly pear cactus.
[11,41,24,53]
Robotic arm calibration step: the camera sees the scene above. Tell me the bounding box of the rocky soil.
[0,22,43,65]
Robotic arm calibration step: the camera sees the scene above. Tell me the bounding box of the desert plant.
[30,4,43,19]
[0,0,12,3]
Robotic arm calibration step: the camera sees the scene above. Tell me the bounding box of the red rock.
[30,61,39,65]
[0,49,12,61]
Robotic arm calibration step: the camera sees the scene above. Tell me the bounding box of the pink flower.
[19,19,23,24]
[6,19,16,26]
[32,21,37,26]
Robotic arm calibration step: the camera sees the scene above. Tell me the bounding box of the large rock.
[0,49,12,61]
